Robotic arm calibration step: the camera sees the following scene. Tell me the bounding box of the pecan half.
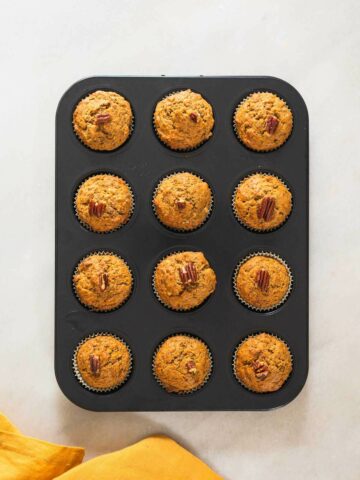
[256,269,270,292]
[95,113,111,125]
[257,197,275,221]
[189,112,198,122]
[179,262,198,285]
[176,199,186,210]
[88,201,106,218]
[99,272,109,292]
[252,360,269,380]
[186,360,197,374]
[266,115,279,134]
[89,354,100,376]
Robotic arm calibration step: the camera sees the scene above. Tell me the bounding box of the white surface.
[0,1,359,478]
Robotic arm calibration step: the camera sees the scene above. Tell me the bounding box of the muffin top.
[153,335,211,393]
[234,92,293,151]
[75,335,131,390]
[234,333,292,392]
[73,253,132,311]
[153,172,212,231]
[75,174,133,232]
[233,173,292,231]
[73,90,133,151]
[154,89,214,150]
[154,251,216,311]
[235,255,290,310]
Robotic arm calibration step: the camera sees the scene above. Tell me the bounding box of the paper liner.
[72,250,133,312]
[73,332,133,393]
[232,172,293,232]
[72,90,134,151]
[152,250,216,312]
[233,251,293,312]
[233,91,293,152]
[232,332,293,394]
[153,90,214,152]
[152,333,213,395]
[152,171,214,232]
[74,173,134,234]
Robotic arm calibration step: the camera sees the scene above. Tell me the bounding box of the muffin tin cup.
[153,90,214,152]
[152,170,214,233]
[73,332,133,393]
[233,251,293,312]
[231,172,293,233]
[232,332,293,394]
[233,91,293,152]
[74,173,135,234]
[152,333,213,395]
[72,250,134,313]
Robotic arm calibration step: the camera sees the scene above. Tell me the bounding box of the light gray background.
[0,1,359,479]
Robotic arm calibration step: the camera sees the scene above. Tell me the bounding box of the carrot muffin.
[74,334,131,391]
[153,251,216,311]
[153,335,212,393]
[73,90,133,151]
[154,89,214,150]
[75,174,133,232]
[235,254,291,310]
[234,92,293,151]
[73,253,132,311]
[153,172,212,231]
[233,173,292,231]
[234,333,292,392]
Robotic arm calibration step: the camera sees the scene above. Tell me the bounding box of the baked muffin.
[153,172,212,231]
[235,254,291,310]
[153,335,212,393]
[153,251,216,311]
[75,174,133,232]
[233,173,292,231]
[74,334,131,391]
[154,89,214,150]
[73,253,132,311]
[234,92,293,151]
[73,90,133,151]
[234,333,292,392]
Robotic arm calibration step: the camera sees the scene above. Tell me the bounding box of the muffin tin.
[55,76,308,411]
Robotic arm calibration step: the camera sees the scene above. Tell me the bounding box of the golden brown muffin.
[74,334,131,391]
[233,173,292,231]
[75,174,133,232]
[153,335,212,393]
[73,253,132,311]
[234,92,293,151]
[73,90,133,151]
[153,172,212,231]
[235,254,291,310]
[154,89,214,150]
[154,251,216,311]
[234,333,292,392]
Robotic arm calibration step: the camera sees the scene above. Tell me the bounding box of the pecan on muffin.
[234,92,293,151]
[154,89,214,150]
[153,334,212,393]
[234,333,292,392]
[73,90,133,151]
[153,251,216,311]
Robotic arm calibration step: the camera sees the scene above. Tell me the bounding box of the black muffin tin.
[55,76,308,411]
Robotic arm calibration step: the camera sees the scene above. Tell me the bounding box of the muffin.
[154,89,214,150]
[233,173,292,231]
[73,90,133,151]
[75,174,133,232]
[234,92,293,151]
[73,253,133,311]
[74,334,132,391]
[153,172,212,231]
[234,254,291,310]
[153,251,216,311]
[234,333,292,392]
[153,334,212,393]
